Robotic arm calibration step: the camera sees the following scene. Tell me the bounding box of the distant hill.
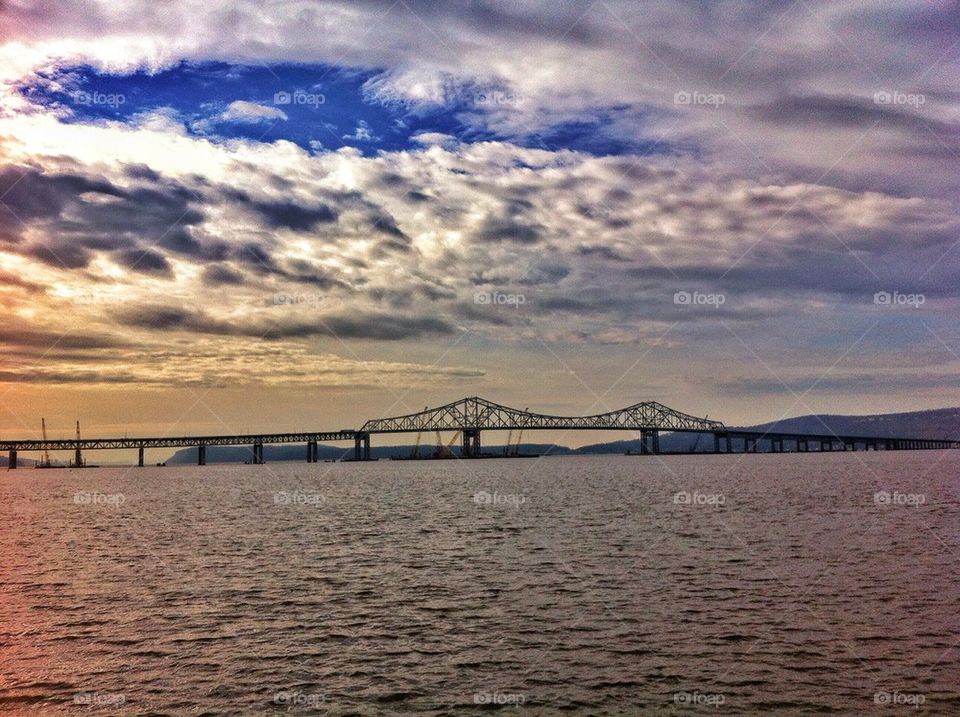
[166,442,572,464]
[570,433,713,454]
[0,455,35,467]
[738,406,960,439]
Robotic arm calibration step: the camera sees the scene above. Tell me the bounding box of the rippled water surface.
[2,453,959,714]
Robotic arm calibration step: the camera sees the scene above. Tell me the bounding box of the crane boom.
[41,418,51,467]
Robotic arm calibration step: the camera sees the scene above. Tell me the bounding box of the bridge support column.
[354,433,371,461]
[252,443,264,464]
[8,449,16,469]
[462,428,481,458]
[307,441,317,463]
[198,444,206,466]
[74,446,83,467]
[138,446,144,467]
[640,430,659,455]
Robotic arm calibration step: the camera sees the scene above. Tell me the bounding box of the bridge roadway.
[2,397,957,467]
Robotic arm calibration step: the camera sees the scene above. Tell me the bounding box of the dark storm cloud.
[752,95,960,136]
[25,242,92,269]
[114,248,173,276]
[0,163,206,275]
[367,210,409,240]
[201,264,245,286]
[718,372,960,396]
[473,216,543,244]
[231,244,347,290]
[235,242,278,270]
[157,227,230,261]
[116,305,196,331]
[114,303,456,340]
[577,245,628,262]
[0,326,134,350]
[123,163,162,181]
[248,200,338,231]
[0,165,124,222]
[0,369,146,384]
[337,0,600,45]
[218,186,338,231]
[308,313,457,340]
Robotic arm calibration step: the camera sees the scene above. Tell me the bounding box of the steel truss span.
[360,396,726,433]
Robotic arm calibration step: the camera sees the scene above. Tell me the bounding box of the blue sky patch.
[18,61,663,158]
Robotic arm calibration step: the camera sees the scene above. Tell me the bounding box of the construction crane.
[40,418,51,468]
[409,407,427,458]
[72,421,84,468]
[511,409,529,456]
[689,416,709,453]
[434,430,459,458]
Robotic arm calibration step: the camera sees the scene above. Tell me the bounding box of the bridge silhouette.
[2,396,957,468]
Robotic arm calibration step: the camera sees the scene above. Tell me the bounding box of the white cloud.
[218,100,287,124]
[342,119,377,142]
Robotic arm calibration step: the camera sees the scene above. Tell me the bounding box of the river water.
[1,452,958,714]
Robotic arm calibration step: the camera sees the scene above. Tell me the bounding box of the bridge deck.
[2,395,957,461]
[0,431,357,452]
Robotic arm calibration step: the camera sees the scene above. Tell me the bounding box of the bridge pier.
[8,449,16,469]
[198,444,206,465]
[354,432,371,461]
[640,430,659,455]
[74,445,83,467]
[251,443,264,464]
[138,446,144,467]
[462,428,482,457]
[307,441,317,462]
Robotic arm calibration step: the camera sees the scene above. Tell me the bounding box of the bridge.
[2,396,957,467]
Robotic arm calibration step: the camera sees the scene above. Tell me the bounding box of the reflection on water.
[1,453,958,714]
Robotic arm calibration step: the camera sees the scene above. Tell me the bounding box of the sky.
[0,0,958,446]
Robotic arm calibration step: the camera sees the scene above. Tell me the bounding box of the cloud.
[218,100,287,124]
[0,41,958,408]
[342,119,378,142]
[113,303,458,341]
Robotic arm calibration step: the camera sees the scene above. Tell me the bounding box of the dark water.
[1,452,958,714]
